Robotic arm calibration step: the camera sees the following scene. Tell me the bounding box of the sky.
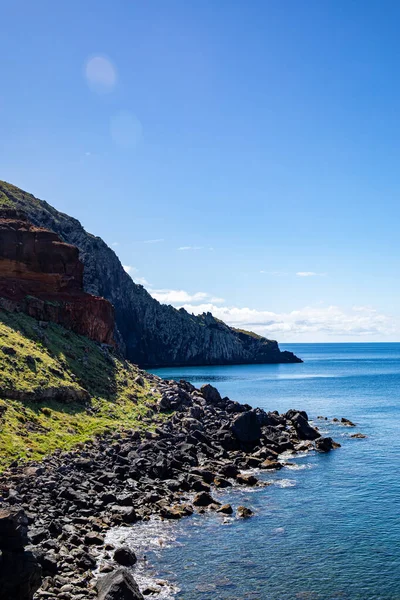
[2,0,400,342]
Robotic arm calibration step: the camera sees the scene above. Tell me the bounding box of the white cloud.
[122,266,151,286]
[296,271,326,277]
[123,265,137,275]
[143,239,164,244]
[149,289,225,305]
[178,246,203,251]
[150,289,210,304]
[135,276,150,286]
[111,242,119,247]
[140,277,396,340]
[174,302,396,340]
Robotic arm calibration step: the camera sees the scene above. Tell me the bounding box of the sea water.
[125,344,400,599]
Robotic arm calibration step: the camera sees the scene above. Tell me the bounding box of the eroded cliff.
[0,181,301,366]
[0,208,114,345]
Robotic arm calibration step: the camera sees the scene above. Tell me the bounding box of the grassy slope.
[0,310,160,471]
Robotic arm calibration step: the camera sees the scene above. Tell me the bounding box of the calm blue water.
[145,344,400,599]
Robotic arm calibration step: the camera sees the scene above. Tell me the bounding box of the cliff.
[0,208,114,345]
[0,181,302,367]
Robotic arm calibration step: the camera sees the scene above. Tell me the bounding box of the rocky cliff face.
[0,208,115,345]
[0,181,302,366]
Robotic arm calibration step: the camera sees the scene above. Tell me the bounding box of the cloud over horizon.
[177,302,395,339]
[150,289,225,305]
[146,283,395,339]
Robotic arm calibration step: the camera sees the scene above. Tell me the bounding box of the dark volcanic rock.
[237,506,253,518]
[0,508,41,600]
[113,547,137,567]
[0,181,303,367]
[193,491,219,507]
[289,412,320,441]
[96,568,144,600]
[0,375,342,599]
[200,384,221,404]
[341,417,356,427]
[231,410,262,443]
[0,507,29,550]
[315,437,335,452]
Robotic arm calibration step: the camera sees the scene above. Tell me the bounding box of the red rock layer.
[0,209,115,345]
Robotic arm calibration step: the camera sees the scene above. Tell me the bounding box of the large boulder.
[285,408,308,422]
[0,508,42,600]
[289,412,320,441]
[0,507,29,550]
[113,547,137,567]
[0,549,42,600]
[96,568,144,600]
[315,437,335,452]
[200,384,221,404]
[231,410,262,443]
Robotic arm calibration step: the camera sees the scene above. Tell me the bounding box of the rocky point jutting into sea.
[0,183,341,600]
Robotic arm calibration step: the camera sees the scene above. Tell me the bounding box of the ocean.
[112,343,400,599]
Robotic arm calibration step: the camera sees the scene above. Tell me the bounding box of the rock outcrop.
[0,208,115,345]
[0,507,42,600]
[0,181,302,366]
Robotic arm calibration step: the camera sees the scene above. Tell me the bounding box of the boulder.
[315,437,335,452]
[96,568,144,600]
[285,409,308,421]
[193,492,219,507]
[0,508,41,600]
[84,531,104,546]
[231,410,262,443]
[113,547,137,567]
[289,413,320,441]
[200,384,221,404]
[236,473,258,486]
[260,459,282,470]
[0,549,42,600]
[237,506,253,518]
[0,507,29,550]
[217,504,233,515]
[341,417,356,427]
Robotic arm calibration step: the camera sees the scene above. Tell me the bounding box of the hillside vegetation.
[0,309,160,471]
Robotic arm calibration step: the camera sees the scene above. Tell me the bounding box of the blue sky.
[2,0,400,341]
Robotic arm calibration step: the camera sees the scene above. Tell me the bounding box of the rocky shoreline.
[0,374,340,600]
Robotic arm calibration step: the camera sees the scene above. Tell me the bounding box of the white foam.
[272,478,296,488]
[100,519,180,599]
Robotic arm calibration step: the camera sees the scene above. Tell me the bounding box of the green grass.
[0,180,41,209]
[232,327,264,340]
[0,310,161,471]
[0,190,14,208]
